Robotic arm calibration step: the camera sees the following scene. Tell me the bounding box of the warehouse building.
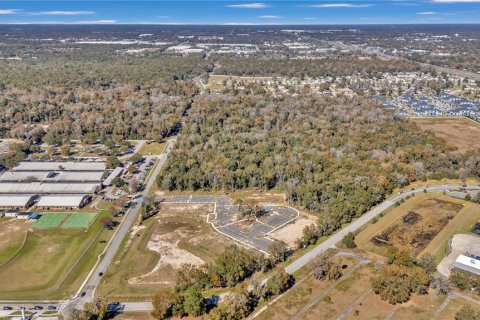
[0,161,106,209]
[35,195,90,209]
[0,195,36,210]
[452,254,480,276]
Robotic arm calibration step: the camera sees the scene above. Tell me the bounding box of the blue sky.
[0,1,479,25]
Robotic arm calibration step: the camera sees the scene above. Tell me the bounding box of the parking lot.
[157,195,299,254]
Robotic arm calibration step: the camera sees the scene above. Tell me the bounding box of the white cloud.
[308,3,374,8]
[226,3,269,8]
[258,15,280,18]
[28,11,96,16]
[304,17,317,20]
[0,9,21,15]
[74,20,117,24]
[158,16,170,19]
[417,11,438,14]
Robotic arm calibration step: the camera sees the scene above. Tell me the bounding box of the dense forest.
[159,92,480,226]
[216,57,424,77]
[0,53,211,143]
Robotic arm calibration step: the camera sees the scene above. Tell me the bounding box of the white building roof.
[0,183,99,194]
[0,195,35,207]
[13,161,106,172]
[0,171,104,183]
[452,254,480,276]
[36,195,87,208]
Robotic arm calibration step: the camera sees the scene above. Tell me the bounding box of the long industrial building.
[0,161,106,209]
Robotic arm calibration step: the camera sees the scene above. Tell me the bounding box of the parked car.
[2,306,12,310]
[47,306,57,310]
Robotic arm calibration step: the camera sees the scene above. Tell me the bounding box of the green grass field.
[33,212,69,228]
[62,212,98,229]
[0,212,115,300]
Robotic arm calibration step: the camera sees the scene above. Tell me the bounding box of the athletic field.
[33,212,98,229]
[33,212,68,228]
[62,212,98,229]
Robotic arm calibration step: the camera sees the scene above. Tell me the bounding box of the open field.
[437,296,480,320]
[0,212,114,300]
[356,193,473,258]
[256,252,361,320]
[256,252,451,320]
[0,218,30,266]
[138,142,165,156]
[412,117,480,153]
[98,203,236,300]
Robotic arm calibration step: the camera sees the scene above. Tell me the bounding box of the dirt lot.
[270,213,317,248]
[357,194,465,257]
[413,117,480,153]
[99,203,236,300]
[437,234,480,277]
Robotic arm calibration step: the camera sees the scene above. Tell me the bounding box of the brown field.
[98,203,236,300]
[256,252,452,320]
[256,253,361,320]
[413,117,480,152]
[436,297,480,320]
[391,290,444,320]
[303,265,373,320]
[357,194,468,257]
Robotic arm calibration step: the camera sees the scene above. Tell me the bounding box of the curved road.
[0,181,478,315]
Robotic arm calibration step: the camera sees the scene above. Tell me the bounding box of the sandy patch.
[437,233,480,277]
[128,227,204,285]
[269,213,317,248]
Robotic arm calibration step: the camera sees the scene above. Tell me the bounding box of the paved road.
[158,195,299,253]
[1,182,477,315]
[58,138,176,315]
[285,184,480,274]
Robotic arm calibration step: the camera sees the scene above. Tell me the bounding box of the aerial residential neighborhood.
[1,1,480,320]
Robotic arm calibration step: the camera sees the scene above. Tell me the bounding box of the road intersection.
[0,180,478,315]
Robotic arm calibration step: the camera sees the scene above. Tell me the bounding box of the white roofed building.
[0,183,100,194]
[35,195,90,209]
[0,195,36,209]
[13,161,106,172]
[452,254,480,276]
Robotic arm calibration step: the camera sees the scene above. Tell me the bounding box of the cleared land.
[413,117,480,153]
[98,203,236,300]
[270,213,317,248]
[0,212,113,300]
[356,193,471,258]
[138,142,165,156]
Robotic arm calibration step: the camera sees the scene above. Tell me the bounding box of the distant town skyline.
[0,1,479,25]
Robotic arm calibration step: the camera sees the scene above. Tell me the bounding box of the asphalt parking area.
[157,195,299,254]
